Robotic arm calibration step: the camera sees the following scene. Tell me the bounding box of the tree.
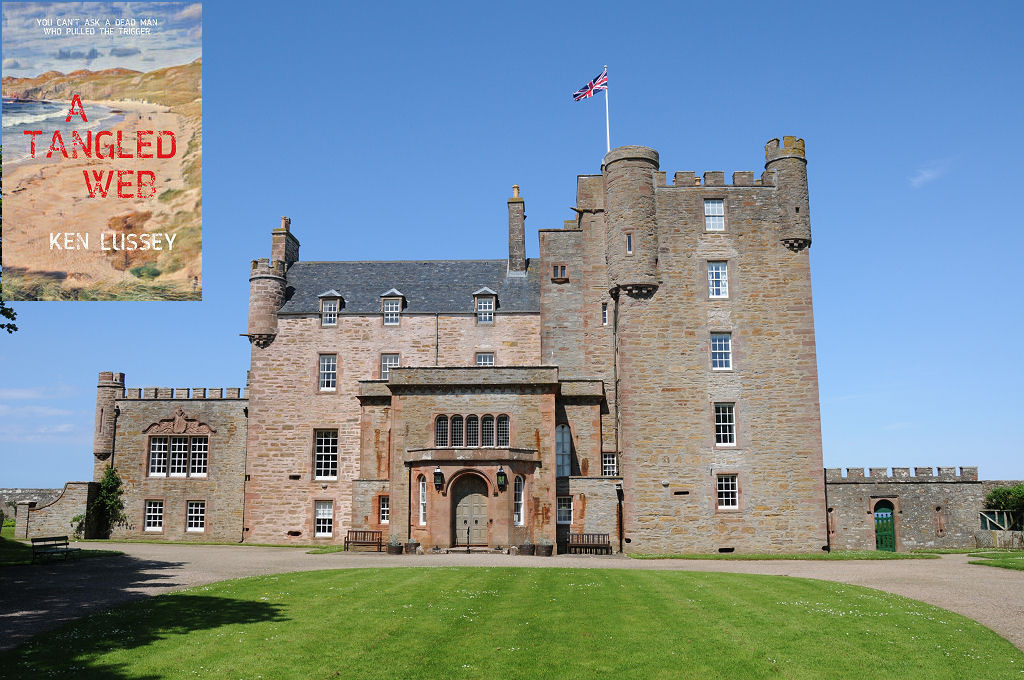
[984,483,1024,531]
[89,466,129,538]
[0,146,18,333]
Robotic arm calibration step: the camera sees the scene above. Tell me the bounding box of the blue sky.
[2,0,1022,487]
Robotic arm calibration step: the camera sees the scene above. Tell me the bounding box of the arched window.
[481,415,495,446]
[466,415,479,447]
[435,415,449,447]
[450,415,464,447]
[556,424,571,477]
[513,476,524,526]
[496,415,510,447]
[418,475,427,525]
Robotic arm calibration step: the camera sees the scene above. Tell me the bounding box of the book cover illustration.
[2,2,202,301]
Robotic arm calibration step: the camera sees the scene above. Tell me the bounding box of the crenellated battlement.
[119,386,245,400]
[250,258,286,278]
[825,466,979,483]
[765,136,806,162]
[656,170,777,188]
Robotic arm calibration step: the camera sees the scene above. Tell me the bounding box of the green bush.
[130,263,162,280]
[87,466,129,538]
[985,483,1024,530]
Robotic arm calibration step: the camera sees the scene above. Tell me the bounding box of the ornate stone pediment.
[143,407,216,435]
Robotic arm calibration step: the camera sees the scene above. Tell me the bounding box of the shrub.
[984,483,1024,530]
[88,467,129,538]
[130,263,161,280]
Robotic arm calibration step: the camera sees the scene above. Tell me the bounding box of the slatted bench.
[31,535,81,563]
[567,532,612,555]
[344,529,383,552]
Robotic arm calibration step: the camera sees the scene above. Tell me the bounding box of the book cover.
[2,2,202,301]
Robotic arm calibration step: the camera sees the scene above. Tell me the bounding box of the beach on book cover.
[2,2,202,301]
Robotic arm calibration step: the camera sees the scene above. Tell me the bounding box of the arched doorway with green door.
[873,499,896,552]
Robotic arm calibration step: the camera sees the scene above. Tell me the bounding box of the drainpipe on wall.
[435,313,439,366]
[822,467,831,553]
[407,465,413,542]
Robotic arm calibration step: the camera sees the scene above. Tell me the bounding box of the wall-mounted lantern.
[496,466,508,490]
[433,466,445,491]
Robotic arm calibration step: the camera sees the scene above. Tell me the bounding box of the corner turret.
[602,146,660,295]
[94,371,125,478]
[765,136,811,252]
[248,217,291,348]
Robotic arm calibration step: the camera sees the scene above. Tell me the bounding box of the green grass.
[1,568,1020,679]
[0,533,122,567]
[968,550,1024,571]
[631,550,937,560]
[911,548,982,554]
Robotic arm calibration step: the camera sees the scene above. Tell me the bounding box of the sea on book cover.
[2,2,202,301]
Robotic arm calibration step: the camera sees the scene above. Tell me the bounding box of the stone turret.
[94,371,125,478]
[602,146,660,295]
[765,136,811,252]
[248,217,290,348]
[508,185,527,275]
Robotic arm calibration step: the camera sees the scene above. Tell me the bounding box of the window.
[717,475,738,509]
[705,199,725,231]
[186,501,205,532]
[602,453,618,476]
[144,500,163,531]
[714,403,736,446]
[314,430,339,480]
[190,437,208,476]
[707,261,729,299]
[379,495,390,523]
[319,354,337,390]
[419,476,427,525]
[496,415,510,447]
[435,416,449,447]
[476,296,494,324]
[321,298,338,326]
[513,476,524,526]
[625,232,633,254]
[602,302,608,326]
[315,501,333,537]
[476,352,495,367]
[149,437,168,476]
[711,333,732,370]
[382,298,401,325]
[380,353,399,380]
[552,264,567,280]
[481,415,495,446]
[170,436,188,476]
[466,415,479,446]
[556,424,571,477]
[557,496,573,524]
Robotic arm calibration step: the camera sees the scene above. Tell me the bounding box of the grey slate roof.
[278,259,539,315]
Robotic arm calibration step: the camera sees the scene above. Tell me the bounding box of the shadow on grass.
[2,593,287,679]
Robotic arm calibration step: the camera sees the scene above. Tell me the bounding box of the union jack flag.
[572,68,608,101]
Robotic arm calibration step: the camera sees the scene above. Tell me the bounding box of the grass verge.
[630,550,936,560]
[968,550,1024,571]
[1,568,1020,679]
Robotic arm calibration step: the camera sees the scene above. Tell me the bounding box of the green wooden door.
[874,503,895,552]
[453,476,488,546]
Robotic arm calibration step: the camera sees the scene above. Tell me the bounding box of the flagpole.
[604,64,610,153]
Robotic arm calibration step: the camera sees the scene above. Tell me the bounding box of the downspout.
[407,464,413,542]
[435,312,439,366]
[823,467,831,553]
[241,405,249,543]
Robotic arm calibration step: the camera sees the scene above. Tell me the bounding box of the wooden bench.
[567,532,612,555]
[344,529,383,552]
[31,536,81,563]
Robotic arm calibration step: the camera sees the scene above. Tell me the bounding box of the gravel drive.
[1,543,1021,653]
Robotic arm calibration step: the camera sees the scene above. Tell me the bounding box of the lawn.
[631,550,936,560]
[969,550,1024,571]
[2,568,1021,679]
[0,527,122,566]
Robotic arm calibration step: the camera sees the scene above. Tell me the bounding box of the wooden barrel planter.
[536,544,553,556]
[519,544,536,555]
[386,544,404,555]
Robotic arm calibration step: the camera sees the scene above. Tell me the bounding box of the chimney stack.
[507,185,526,275]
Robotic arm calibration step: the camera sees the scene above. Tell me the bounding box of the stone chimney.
[507,185,526,275]
[271,216,300,268]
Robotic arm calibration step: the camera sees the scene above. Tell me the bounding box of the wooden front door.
[453,475,488,546]
[874,500,896,552]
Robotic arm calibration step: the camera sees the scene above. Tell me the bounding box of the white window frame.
[169,436,189,477]
[144,500,163,532]
[556,496,573,524]
[465,415,479,447]
[714,403,736,447]
[602,302,608,326]
[379,495,390,524]
[513,476,524,526]
[475,296,495,324]
[148,437,168,477]
[382,298,401,326]
[319,354,337,391]
[556,424,571,477]
[496,414,510,447]
[419,476,427,525]
[708,261,729,299]
[190,437,208,477]
[602,453,618,476]
[186,500,206,532]
[314,429,339,480]
[450,415,464,447]
[476,352,495,367]
[321,298,339,327]
[711,333,732,370]
[481,415,495,447]
[705,198,725,231]
[435,416,449,447]
[717,474,738,509]
[315,500,333,537]
[380,353,399,381]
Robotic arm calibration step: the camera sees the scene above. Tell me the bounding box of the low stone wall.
[0,488,61,516]
[974,530,1023,549]
[15,482,98,539]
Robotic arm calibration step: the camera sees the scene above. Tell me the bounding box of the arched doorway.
[452,475,488,546]
[873,500,896,552]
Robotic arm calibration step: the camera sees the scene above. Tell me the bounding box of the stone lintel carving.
[142,407,216,435]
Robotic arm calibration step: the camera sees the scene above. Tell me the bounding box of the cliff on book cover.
[2,2,202,301]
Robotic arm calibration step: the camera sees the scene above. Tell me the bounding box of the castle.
[15,138,1018,553]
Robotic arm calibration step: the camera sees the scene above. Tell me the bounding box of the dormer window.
[380,288,405,326]
[318,290,342,327]
[473,287,497,324]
